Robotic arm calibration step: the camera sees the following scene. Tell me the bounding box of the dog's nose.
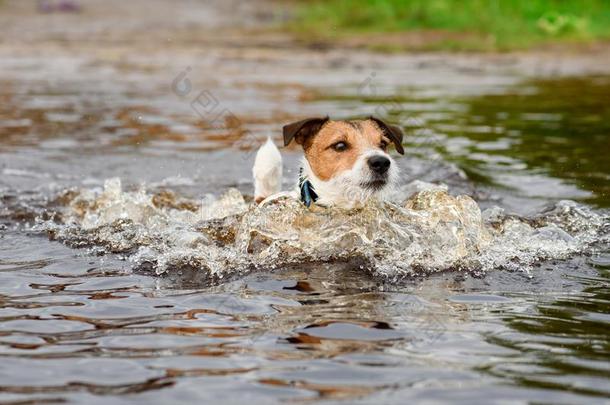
[368,155,390,174]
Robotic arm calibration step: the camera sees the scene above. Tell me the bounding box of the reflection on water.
[479,260,610,399]
[1,232,609,403]
[407,76,610,208]
[453,76,610,207]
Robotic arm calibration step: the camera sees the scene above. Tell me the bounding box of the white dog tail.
[252,137,282,204]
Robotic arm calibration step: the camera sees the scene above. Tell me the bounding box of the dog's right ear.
[283,116,329,146]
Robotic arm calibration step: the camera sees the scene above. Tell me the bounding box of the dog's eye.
[332,141,348,152]
[379,140,388,150]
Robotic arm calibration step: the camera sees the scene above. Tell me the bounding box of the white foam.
[35,178,609,281]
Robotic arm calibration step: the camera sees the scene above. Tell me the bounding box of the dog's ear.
[283,116,329,146]
[369,116,405,155]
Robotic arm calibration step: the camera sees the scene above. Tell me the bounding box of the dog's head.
[283,117,404,204]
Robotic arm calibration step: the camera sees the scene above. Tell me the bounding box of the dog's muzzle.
[360,155,391,191]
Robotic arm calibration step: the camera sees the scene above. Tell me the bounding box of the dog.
[253,116,404,209]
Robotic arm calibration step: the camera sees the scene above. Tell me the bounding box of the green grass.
[290,0,610,51]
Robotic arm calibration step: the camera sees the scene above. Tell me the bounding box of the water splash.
[34,178,608,282]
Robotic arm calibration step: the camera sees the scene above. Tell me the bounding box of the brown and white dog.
[253,117,404,208]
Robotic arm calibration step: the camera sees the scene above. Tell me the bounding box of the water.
[2,2,610,403]
[28,178,607,282]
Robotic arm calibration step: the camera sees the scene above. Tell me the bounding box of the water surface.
[1,32,609,405]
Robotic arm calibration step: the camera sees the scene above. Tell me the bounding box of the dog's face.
[283,117,404,204]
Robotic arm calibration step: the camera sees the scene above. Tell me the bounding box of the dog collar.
[298,168,318,207]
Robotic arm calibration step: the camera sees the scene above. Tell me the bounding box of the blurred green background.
[292,0,610,51]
